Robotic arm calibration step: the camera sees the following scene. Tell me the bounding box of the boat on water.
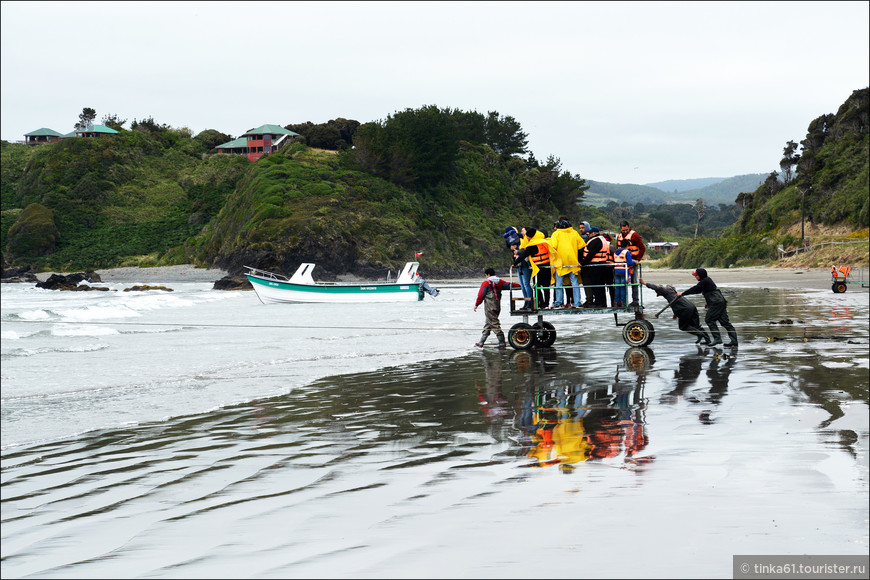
[244,261,437,304]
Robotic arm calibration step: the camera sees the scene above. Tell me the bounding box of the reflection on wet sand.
[478,348,656,470]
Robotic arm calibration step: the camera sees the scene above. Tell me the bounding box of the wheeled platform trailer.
[505,263,655,349]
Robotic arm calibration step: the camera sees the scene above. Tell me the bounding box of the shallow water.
[2,280,868,578]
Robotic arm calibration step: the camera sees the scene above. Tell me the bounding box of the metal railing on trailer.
[506,262,655,349]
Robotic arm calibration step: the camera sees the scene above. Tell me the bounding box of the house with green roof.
[75,124,120,138]
[216,124,299,161]
[24,128,64,145]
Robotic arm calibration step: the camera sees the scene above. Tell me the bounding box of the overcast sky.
[2,1,868,185]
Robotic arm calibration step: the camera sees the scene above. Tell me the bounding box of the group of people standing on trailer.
[504,218,646,311]
[472,218,738,349]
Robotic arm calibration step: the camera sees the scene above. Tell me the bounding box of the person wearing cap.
[578,226,611,307]
[639,277,711,344]
[474,267,520,349]
[549,217,585,308]
[678,268,738,347]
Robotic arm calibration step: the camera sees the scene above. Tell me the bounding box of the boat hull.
[247,274,423,304]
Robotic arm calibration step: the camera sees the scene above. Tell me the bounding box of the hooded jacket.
[580,221,592,242]
[550,225,585,275]
[514,230,562,278]
[681,268,726,305]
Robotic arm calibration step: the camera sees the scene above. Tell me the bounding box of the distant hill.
[645,177,726,192]
[586,173,768,206]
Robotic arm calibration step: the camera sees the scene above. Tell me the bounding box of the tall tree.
[75,107,97,130]
[779,140,799,183]
[693,198,706,238]
[101,113,127,131]
[485,111,528,158]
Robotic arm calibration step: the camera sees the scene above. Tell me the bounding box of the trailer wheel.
[508,322,535,350]
[832,282,847,293]
[532,321,557,347]
[623,319,654,347]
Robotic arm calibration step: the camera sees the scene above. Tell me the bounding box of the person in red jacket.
[616,221,646,306]
[473,267,520,349]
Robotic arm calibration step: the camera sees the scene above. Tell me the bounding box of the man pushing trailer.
[640,278,711,345]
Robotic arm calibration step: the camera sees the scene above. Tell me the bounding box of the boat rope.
[2,319,865,340]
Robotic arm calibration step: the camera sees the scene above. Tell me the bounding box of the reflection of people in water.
[706,350,736,406]
[661,346,706,403]
[520,381,651,468]
[476,350,512,421]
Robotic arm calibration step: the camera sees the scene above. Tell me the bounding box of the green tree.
[75,107,97,129]
[485,111,528,157]
[780,140,799,183]
[693,198,706,238]
[101,113,127,131]
[195,129,233,150]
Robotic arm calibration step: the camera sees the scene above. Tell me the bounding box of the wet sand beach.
[5,264,868,578]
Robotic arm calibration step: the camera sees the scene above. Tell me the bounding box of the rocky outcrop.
[213,276,252,290]
[35,271,106,291]
[1,265,39,283]
[123,285,173,292]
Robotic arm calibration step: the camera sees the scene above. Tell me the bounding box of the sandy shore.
[33,264,864,292]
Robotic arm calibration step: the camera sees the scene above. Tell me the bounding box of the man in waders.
[678,268,738,347]
[639,278,711,344]
[473,267,520,349]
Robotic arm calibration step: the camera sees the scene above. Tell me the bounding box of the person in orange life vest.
[578,226,610,307]
[550,218,585,308]
[616,221,646,306]
[512,228,560,309]
[612,240,635,307]
[473,267,520,349]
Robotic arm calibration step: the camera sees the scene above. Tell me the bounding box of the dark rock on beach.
[213,276,253,291]
[123,285,174,292]
[1,265,39,283]
[35,271,107,291]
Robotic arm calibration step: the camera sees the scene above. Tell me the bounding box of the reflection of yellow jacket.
[520,231,562,278]
[528,418,589,465]
[550,227,586,276]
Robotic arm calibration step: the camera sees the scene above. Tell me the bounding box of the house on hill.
[24,128,64,145]
[75,124,119,138]
[24,124,119,144]
[216,124,299,161]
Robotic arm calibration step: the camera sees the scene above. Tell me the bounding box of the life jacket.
[613,249,632,274]
[616,229,641,259]
[529,240,551,268]
[588,236,611,263]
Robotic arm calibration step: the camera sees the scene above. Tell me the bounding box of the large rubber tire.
[508,322,535,350]
[622,319,654,347]
[532,321,557,347]
[640,319,655,344]
[832,282,847,293]
[623,347,653,372]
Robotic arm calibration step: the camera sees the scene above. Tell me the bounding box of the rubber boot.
[723,330,738,347]
[708,330,723,345]
[695,332,712,345]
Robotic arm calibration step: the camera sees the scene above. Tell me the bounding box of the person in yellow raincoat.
[513,227,561,309]
[549,218,586,308]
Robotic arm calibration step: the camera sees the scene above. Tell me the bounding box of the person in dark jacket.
[578,226,608,307]
[678,268,738,347]
[640,278,710,344]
